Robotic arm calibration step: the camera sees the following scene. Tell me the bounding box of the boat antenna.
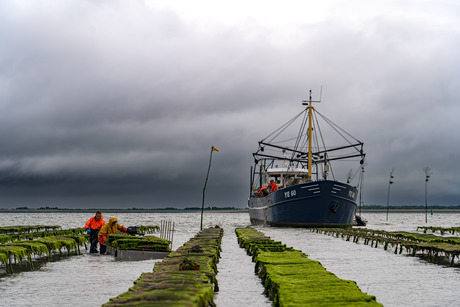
[301,89,322,106]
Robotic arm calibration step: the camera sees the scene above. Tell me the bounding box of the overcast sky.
[0,0,459,209]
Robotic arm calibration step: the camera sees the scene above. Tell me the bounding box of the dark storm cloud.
[0,0,459,208]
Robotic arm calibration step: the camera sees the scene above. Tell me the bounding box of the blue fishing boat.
[248,91,366,227]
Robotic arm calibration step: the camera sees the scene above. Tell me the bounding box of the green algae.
[0,245,29,273]
[417,226,460,235]
[103,227,223,307]
[0,234,86,274]
[189,245,204,253]
[254,250,311,271]
[36,236,78,255]
[236,228,382,306]
[0,245,28,263]
[0,225,61,235]
[179,258,200,270]
[4,241,49,270]
[0,252,7,265]
[314,227,460,266]
[0,228,85,244]
[106,287,214,307]
[136,225,160,235]
[9,241,49,256]
[108,234,170,252]
[0,234,14,244]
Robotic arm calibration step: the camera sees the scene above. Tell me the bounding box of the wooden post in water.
[424,167,431,223]
[201,146,219,230]
[160,220,175,249]
[386,169,394,221]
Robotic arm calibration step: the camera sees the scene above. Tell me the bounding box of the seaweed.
[0,228,85,244]
[103,227,223,306]
[0,245,29,273]
[417,226,460,235]
[179,258,200,270]
[0,234,86,274]
[0,225,61,235]
[136,225,160,235]
[236,228,382,306]
[314,227,460,266]
[107,234,170,252]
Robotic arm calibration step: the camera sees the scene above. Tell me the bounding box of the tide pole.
[201,146,219,230]
[386,168,394,221]
[424,167,431,223]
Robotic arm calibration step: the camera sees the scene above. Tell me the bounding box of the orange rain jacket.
[269,181,278,192]
[84,214,105,231]
[98,217,127,245]
[258,186,268,196]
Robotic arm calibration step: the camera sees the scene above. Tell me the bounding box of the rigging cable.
[313,108,336,180]
[261,110,304,144]
[292,109,308,153]
[315,110,363,151]
[287,109,308,172]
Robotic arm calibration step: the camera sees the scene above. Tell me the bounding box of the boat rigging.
[248,90,366,227]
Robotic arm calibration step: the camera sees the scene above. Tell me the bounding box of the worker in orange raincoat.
[268,180,278,192]
[84,211,105,253]
[98,217,128,254]
[258,185,269,197]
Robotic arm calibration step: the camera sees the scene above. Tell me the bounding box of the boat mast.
[302,90,314,181]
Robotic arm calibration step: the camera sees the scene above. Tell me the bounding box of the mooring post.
[170,222,175,250]
[201,146,219,230]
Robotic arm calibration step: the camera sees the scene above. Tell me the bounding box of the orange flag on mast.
[212,146,219,152]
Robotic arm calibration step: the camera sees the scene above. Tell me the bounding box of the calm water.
[0,211,459,306]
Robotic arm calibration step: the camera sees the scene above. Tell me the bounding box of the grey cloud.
[0,1,459,208]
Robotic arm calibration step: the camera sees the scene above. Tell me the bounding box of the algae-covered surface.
[417,226,460,235]
[0,234,88,274]
[0,228,85,244]
[108,234,170,252]
[1,224,165,275]
[236,228,382,306]
[137,225,160,234]
[0,225,61,234]
[104,226,223,307]
[314,227,460,266]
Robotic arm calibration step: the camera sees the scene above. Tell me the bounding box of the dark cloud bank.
[0,1,459,209]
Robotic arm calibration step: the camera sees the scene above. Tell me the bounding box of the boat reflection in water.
[248,90,366,227]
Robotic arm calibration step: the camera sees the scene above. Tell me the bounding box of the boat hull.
[248,180,358,227]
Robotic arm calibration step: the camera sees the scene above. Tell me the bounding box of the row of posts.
[386,166,431,222]
[159,220,174,249]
